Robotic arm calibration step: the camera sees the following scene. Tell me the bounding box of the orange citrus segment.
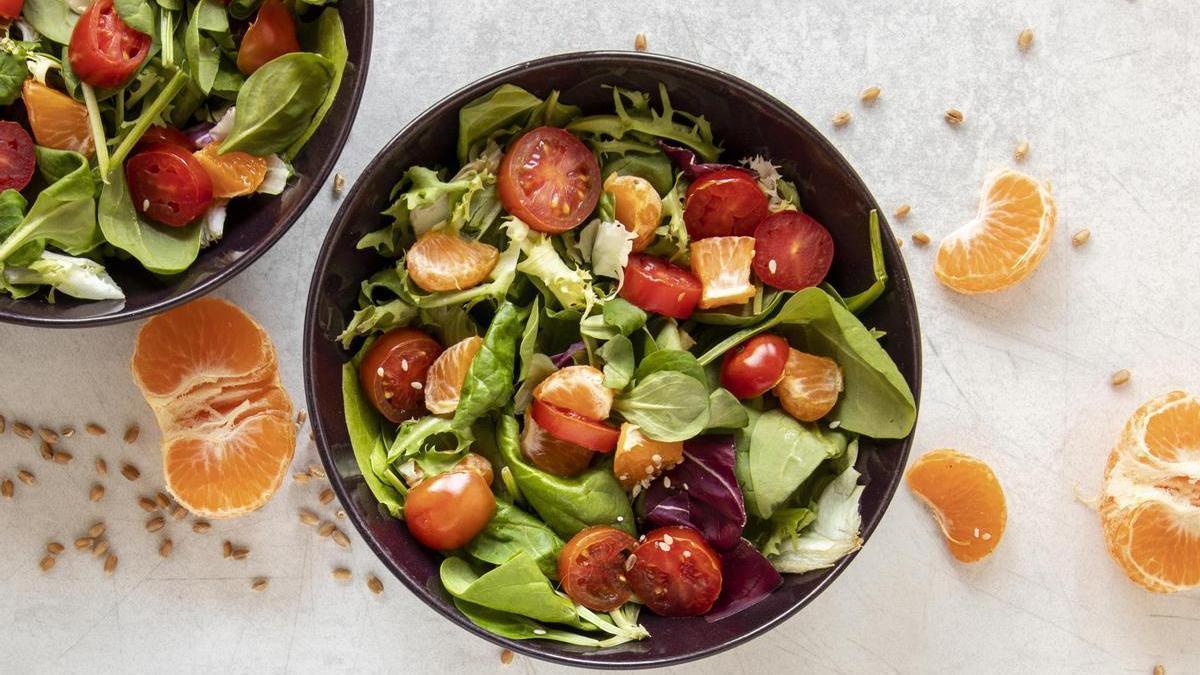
[193,142,268,198]
[1100,391,1200,593]
[424,335,483,415]
[934,169,1056,293]
[406,230,499,293]
[604,173,662,252]
[773,348,842,422]
[163,411,296,518]
[613,423,683,491]
[689,236,757,309]
[22,80,94,156]
[906,449,1007,563]
[533,365,613,421]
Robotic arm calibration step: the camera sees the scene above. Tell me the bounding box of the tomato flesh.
[125,143,215,227]
[405,470,496,551]
[529,399,619,453]
[68,0,151,89]
[498,126,600,234]
[521,414,594,477]
[359,328,443,423]
[720,334,790,399]
[626,526,723,617]
[684,169,768,240]
[752,211,835,291]
[618,253,702,320]
[0,0,23,21]
[559,526,636,611]
[236,0,300,75]
[0,122,36,192]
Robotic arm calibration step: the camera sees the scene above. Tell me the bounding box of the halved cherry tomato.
[0,122,36,192]
[559,526,636,611]
[453,452,495,486]
[404,469,496,551]
[521,414,594,477]
[137,125,194,151]
[498,126,600,234]
[0,0,24,20]
[22,80,94,156]
[529,399,619,453]
[720,334,789,399]
[236,0,300,75]
[359,328,443,423]
[68,0,151,89]
[618,253,702,320]
[126,143,214,227]
[752,211,835,291]
[193,142,268,198]
[626,526,723,617]
[683,168,768,240]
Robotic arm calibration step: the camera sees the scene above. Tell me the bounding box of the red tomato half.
[236,0,300,75]
[559,526,636,611]
[683,169,768,240]
[358,328,443,423]
[0,0,24,20]
[720,334,789,399]
[405,470,496,551]
[125,143,214,227]
[618,253,702,320]
[752,211,835,291]
[498,126,601,234]
[68,0,151,89]
[626,526,723,617]
[521,414,594,477]
[529,400,619,453]
[0,122,36,192]
[137,125,194,152]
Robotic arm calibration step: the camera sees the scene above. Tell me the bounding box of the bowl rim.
[0,1,375,329]
[304,49,922,669]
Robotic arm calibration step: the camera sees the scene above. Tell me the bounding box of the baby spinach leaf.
[452,302,527,431]
[0,52,28,106]
[842,210,887,315]
[614,371,709,442]
[452,599,641,648]
[341,361,404,517]
[0,190,27,238]
[601,150,674,196]
[457,84,542,163]
[497,415,634,538]
[706,388,749,430]
[220,52,335,156]
[0,148,101,264]
[440,554,577,625]
[184,0,228,95]
[114,0,158,35]
[98,169,202,275]
[286,7,347,159]
[21,0,79,44]
[693,288,787,327]
[597,334,634,390]
[466,500,565,579]
[734,409,846,519]
[634,349,706,385]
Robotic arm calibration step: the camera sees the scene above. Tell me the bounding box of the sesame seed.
[616,516,624,522]
[683,550,692,558]
[973,528,980,538]
[662,534,674,545]
[982,532,992,541]
[401,359,409,371]
[663,477,671,488]
[376,367,385,377]
[533,629,546,636]
[651,454,662,464]
[768,259,777,274]
[411,381,423,390]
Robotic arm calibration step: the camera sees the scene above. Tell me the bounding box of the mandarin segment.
[406,230,499,293]
[604,173,662,252]
[533,365,613,421]
[193,143,269,198]
[689,236,757,309]
[773,349,843,422]
[906,449,1007,563]
[934,169,1056,294]
[424,336,483,415]
[613,423,683,491]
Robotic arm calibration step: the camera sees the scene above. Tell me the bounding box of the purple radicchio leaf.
[185,122,216,149]
[639,434,747,549]
[658,141,753,181]
[705,538,783,622]
[549,341,585,368]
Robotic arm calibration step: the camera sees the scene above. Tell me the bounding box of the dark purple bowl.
[0,1,373,328]
[304,52,921,669]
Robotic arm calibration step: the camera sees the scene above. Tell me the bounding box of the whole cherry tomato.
[720,334,790,399]
[404,470,496,551]
[236,0,300,75]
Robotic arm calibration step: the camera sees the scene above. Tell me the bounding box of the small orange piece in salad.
[193,142,268,198]
[533,365,613,421]
[613,423,683,491]
[423,336,483,415]
[22,80,94,156]
[689,235,756,309]
[773,349,842,422]
[406,230,499,293]
[604,173,662,252]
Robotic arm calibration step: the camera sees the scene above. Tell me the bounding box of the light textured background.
[2,1,1197,673]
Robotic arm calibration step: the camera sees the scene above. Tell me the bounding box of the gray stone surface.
[1,0,1198,672]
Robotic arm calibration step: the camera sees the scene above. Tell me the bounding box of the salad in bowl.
[0,0,347,304]
[333,78,917,650]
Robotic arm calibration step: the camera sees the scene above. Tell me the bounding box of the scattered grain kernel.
[912,231,932,246]
[333,173,346,195]
[159,539,173,558]
[92,540,110,558]
[146,516,166,533]
[95,457,107,476]
[500,649,514,665]
[1014,140,1030,162]
[944,108,964,125]
[296,410,307,425]
[52,451,73,465]
[88,522,106,538]
[89,483,105,502]
[893,204,912,220]
[318,522,335,538]
[46,541,64,555]
[1072,229,1091,247]
[155,491,171,509]
[332,529,351,549]
[137,496,158,512]
[634,32,647,52]
[895,236,904,248]
[13,422,33,439]
[231,547,249,560]
[61,427,75,438]
[192,521,212,534]
[299,510,320,526]
[366,575,383,594]
[1017,28,1034,52]
[319,488,335,505]
[18,470,35,486]
[104,553,118,575]
[832,110,851,128]
[223,541,233,558]
[39,441,53,460]
[336,509,346,520]
[1111,369,1132,387]
[307,465,326,479]
[39,428,59,444]
[171,505,187,521]
[1154,665,1165,675]
[252,577,269,592]
[85,423,106,436]
[332,567,352,581]
[859,86,881,103]
[75,537,93,550]
[123,425,140,444]
[293,472,310,484]
[120,463,140,481]
[40,555,56,572]
[0,414,5,433]
[1,479,12,499]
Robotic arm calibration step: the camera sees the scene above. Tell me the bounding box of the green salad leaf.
[114,0,158,35]
[21,0,79,44]
[220,52,335,155]
[457,84,543,163]
[341,361,404,517]
[768,440,864,573]
[597,334,634,390]
[0,190,27,238]
[466,500,564,579]
[286,7,347,159]
[842,210,887,315]
[706,387,749,430]
[452,302,527,431]
[601,150,674,196]
[735,409,847,519]
[440,554,578,625]
[184,0,228,95]
[0,148,101,265]
[614,370,709,442]
[567,84,721,162]
[0,52,29,106]
[98,169,202,276]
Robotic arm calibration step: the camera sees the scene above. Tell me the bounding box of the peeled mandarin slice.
[906,449,1007,563]
[1100,391,1200,592]
[533,365,613,421]
[773,349,842,422]
[613,423,683,491]
[424,336,484,415]
[22,80,94,156]
[406,230,499,293]
[604,173,662,252]
[934,169,1056,294]
[193,142,268,198]
[689,236,757,309]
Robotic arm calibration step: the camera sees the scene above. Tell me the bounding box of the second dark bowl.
[305,51,921,669]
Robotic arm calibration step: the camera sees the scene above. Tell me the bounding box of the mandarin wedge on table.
[1100,391,1200,593]
[406,230,499,293]
[423,335,483,415]
[132,298,294,518]
[906,449,1007,563]
[934,169,1056,294]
